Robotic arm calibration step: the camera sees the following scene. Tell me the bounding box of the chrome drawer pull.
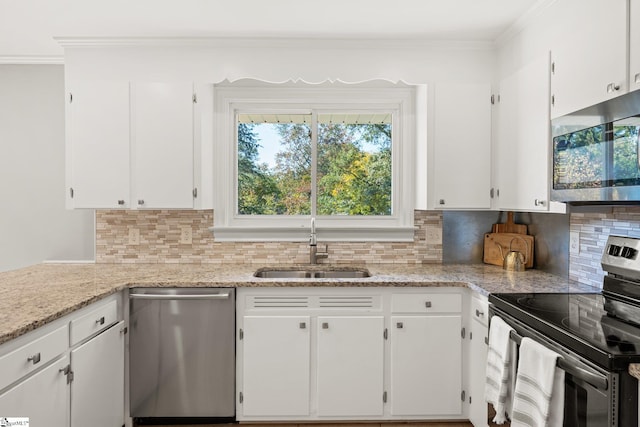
[425,301,432,308]
[95,316,105,325]
[396,322,404,329]
[27,353,41,364]
[322,322,329,329]
[476,309,485,317]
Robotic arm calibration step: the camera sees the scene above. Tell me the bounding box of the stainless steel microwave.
[551,89,640,204]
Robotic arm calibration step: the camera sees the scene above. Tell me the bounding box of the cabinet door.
[70,321,124,427]
[131,82,195,209]
[242,316,311,417]
[631,0,640,92]
[0,355,69,426]
[317,316,384,417]
[494,54,551,211]
[468,318,489,427]
[432,83,492,209]
[550,0,627,118]
[390,315,462,416]
[68,80,130,208]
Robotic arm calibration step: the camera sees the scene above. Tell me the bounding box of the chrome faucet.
[309,217,328,264]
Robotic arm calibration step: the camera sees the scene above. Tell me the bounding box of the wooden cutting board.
[492,211,527,234]
[483,232,534,269]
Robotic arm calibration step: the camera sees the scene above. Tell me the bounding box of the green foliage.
[236,121,392,216]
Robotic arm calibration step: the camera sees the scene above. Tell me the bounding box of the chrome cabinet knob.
[117,200,125,206]
[95,316,105,325]
[27,353,41,364]
[534,199,546,207]
[138,199,145,206]
[635,73,640,84]
[476,309,484,317]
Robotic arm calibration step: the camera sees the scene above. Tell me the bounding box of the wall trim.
[0,56,64,65]
[53,36,495,51]
[494,0,558,47]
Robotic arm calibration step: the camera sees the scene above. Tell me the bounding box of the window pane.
[237,115,311,215]
[317,114,392,216]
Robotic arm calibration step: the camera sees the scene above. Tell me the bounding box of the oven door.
[489,306,626,427]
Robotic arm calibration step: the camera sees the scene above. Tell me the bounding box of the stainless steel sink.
[254,268,371,279]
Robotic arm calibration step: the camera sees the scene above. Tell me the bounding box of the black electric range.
[489,235,640,427]
[490,235,640,371]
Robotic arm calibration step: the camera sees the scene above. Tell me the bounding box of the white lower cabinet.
[0,294,125,427]
[71,321,125,427]
[390,315,462,416]
[317,316,384,416]
[468,294,489,427]
[0,355,70,426]
[237,287,466,422]
[242,316,310,416]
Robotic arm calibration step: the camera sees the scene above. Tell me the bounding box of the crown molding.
[0,56,64,65]
[494,0,558,47]
[54,36,495,51]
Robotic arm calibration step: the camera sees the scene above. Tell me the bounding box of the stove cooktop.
[489,292,640,370]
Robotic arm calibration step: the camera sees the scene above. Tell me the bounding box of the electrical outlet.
[128,228,140,245]
[570,231,580,254]
[180,226,193,244]
[426,227,442,244]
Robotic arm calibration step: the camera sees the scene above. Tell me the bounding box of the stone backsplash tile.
[570,207,640,288]
[95,210,443,264]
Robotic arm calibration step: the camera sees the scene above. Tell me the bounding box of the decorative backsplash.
[96,210,443,264]
[570,207,640,288]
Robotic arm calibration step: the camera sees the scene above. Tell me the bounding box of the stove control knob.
[621,247,638,260]
[608,244,622,256]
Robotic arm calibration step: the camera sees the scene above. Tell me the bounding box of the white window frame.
[212,81,415,242]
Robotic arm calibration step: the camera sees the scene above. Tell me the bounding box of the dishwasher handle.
[130,291,231,300]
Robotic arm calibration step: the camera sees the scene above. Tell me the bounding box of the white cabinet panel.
[0,355,69,426]
[390,315,462,416]
[550,0,627,118]
[68,81,130,208]
[317,316,384,416]
[468,313,489,427]
[631,0,640,91]
[494,54,554,211]
[432,83,492,209]
[70,322,124,427]
[242,316,311,417]
[132,82,195,208]
[0,324,67,391]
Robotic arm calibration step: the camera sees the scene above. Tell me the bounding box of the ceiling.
[0,0,546,61]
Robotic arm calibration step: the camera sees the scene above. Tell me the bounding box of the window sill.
[210,226,416,242]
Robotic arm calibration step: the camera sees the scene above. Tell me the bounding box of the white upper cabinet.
[550,0,628,118]
[67,81,131,208]
[631,0,640,91]
[67,80,212,210]
[131,82,195,209]
[432,83,492,209]
[494,54,564,212]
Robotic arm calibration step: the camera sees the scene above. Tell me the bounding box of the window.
[213,80,415,241]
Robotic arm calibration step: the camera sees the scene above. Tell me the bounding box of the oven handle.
[509,330,609,392]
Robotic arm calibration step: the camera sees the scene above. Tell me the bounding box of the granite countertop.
[0,262,600,346]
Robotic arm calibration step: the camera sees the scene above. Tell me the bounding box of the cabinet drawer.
[471,295,489,327]
[70,300,118,345]
[391,293,461,313]
[0,324,68,391]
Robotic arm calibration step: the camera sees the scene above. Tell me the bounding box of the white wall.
[0,65,94,272]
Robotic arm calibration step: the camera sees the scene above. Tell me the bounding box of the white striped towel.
[485,315,516,424]
[511,337,565,427]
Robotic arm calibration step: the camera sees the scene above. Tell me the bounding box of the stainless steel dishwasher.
[129,288,235,421]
